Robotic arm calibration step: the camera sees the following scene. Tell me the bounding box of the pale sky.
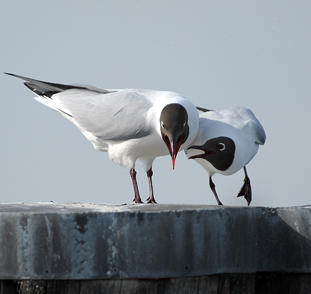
[1,1,311,207]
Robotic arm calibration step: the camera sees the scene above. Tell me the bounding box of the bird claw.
[237,179,252,205]
[237,166,252,205]
[146,197,157,204]
[133,197,144,204]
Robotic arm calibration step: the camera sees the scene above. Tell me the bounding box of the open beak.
[187,145,214,160]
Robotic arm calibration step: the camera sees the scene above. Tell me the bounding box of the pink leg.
[146,168,157,204]
[130,168,143,204]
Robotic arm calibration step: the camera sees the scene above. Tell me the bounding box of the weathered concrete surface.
[7,273,311,294]
[0,202,310,279]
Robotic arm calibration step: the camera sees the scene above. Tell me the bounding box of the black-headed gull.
[7,73,199,203]
[185,107,266,205]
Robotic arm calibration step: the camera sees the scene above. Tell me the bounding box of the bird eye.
[183,121,186,127]
[217,143,225,151]
[161,121,165,128]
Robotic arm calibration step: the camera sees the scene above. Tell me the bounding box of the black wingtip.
[4,72,27,80]
[196,106,213,112]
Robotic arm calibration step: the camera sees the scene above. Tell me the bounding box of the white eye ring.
[183,121,186,127]
[217,142,226,151]
[161,121,165,128]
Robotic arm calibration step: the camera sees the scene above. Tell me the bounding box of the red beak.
[164,135,183,170]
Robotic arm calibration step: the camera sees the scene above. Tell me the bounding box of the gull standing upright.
[7,73,199,204]
[185,107,266,205]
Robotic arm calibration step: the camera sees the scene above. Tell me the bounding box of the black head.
[188,136,235,171]
[160,103,189,169]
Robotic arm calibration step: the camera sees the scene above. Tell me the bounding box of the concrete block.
[0,203,310,279]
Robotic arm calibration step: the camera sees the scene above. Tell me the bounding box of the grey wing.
[6,73,153,141]
[231,107,266,145]
[246,109,266,145]
[242,108,266,145]
[57,90,153,141]
[254,122,266,145]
